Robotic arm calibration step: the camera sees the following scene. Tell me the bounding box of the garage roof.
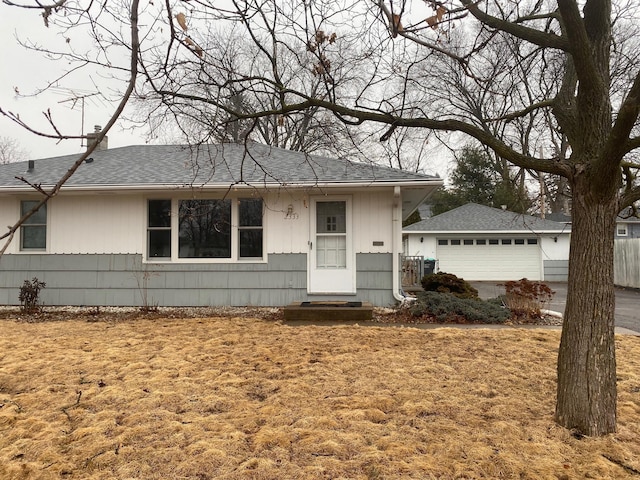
[404,203,571,234]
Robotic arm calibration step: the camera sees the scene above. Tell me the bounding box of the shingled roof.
[0,143,440,191]
[404,203,571,233]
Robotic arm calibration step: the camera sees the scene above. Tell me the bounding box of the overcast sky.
[0,3,451,179]
[0,5,145,161]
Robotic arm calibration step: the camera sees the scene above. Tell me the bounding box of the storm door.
[308,197,355,294]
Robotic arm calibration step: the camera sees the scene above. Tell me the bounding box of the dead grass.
[0,317,639,480]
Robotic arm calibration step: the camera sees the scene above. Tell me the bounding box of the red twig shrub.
[501,278,555,321]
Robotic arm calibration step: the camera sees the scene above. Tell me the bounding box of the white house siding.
[540,235,571,281]
[352,189,393,254]
[0,189,400,307]
[404,234,437,259]
[263,192,310,254]
[51,195,144,254]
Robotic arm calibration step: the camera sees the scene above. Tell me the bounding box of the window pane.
[148,200,171,227]
[179,200,231,258]
[527,238,538,245]
[20,201,46,249]
[21,225,46,249]
[502,239,512,245]
[463,239,473,245]
[316,235,346,268]
[239,199,263,226]
[489,239,499,245]
[148,230,171,258]
[476,239,486,245]
[438,239,448,246]
[451,239,461,246]
[240,229,263,258]
[21,201,47,224]
[317,201,346,233]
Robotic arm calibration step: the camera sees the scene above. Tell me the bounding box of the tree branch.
[0,0,141,256]
[602,69,640,162]
[459,0,568,51]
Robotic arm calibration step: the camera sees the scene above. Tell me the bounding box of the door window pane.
[317,235,346,268]
[317,202,346,233]
[179,199,231,258]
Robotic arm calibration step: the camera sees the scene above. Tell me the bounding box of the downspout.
[392,186,408,303]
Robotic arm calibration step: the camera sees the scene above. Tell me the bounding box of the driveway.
[472,282,640,334]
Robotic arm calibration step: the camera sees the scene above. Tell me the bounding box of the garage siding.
[436,237,542,281]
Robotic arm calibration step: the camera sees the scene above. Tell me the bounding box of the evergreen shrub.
[420,272,479,299]
[410,291,511,324]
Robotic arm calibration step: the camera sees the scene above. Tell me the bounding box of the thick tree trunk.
[555,187,617,436]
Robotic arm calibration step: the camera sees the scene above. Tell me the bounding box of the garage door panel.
[436,243,541,281]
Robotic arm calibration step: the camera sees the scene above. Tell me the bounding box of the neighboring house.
[547,209,640,239]
[403,203,571,281]
[0,142,442,307]
[615,208,640,239]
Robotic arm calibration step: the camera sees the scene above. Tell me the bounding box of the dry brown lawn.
[1,316,639,480]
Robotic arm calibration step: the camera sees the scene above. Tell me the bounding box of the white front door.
[308,196,356,294]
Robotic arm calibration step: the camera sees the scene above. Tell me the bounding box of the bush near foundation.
[410,291,511,324]
[18,277,46,314]
[420,272,479,299]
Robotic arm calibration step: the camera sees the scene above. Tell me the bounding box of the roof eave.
[1,179,443,194]
[403,229,571,234]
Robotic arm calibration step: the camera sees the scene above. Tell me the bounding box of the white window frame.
[616,223,628,237]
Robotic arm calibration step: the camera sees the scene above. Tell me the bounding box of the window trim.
[144,197,266,263]
[19,199,48,252]
[616,223,628,237]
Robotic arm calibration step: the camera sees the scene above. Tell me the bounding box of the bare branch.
[0,0,141,256]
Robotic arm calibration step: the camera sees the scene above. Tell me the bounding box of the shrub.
[420,272,479,299]
[410,291,511,324]
[19,277,46,313]
[500,278,555,321]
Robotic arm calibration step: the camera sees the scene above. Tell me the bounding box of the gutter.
[0,180,443,194]
[392,186,411,304]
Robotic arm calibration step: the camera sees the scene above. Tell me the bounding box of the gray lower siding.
[0,253,396,307]
[543,260,569,282]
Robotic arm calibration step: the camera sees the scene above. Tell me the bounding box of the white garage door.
[436,237,542,281]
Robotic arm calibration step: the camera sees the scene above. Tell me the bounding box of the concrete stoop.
[283,301,373,322]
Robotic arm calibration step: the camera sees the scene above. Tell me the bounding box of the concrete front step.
[283,301,373,322]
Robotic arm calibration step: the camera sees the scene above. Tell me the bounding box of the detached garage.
[403,203,571,281]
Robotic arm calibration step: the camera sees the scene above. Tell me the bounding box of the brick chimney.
[86,125,108,151]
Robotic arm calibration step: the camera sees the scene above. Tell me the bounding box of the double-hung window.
[147,198,263,261]
[147,199,172,258]
[20,200,47,250]
[238,198,263,258]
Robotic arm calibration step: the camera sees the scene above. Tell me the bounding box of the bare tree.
[3,0,640,436]
[0,0,141,255]
[133,0,639,436]
[0,137,28,164]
